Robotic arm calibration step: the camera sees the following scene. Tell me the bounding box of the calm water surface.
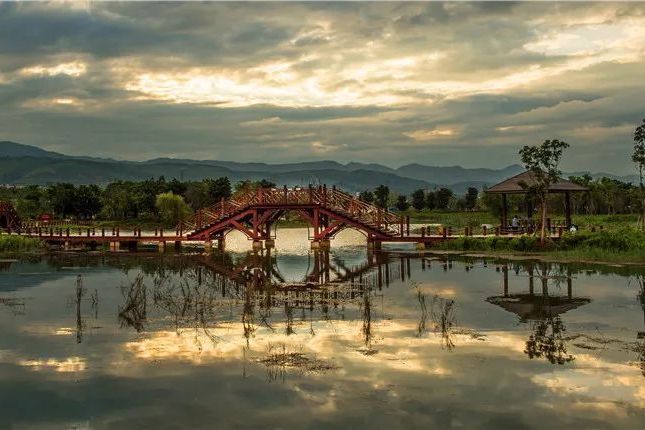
[1,229,644,429]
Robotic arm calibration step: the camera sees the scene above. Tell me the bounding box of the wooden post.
[421,226,426,238]
[564,191,572,228]
[405,215,410,236]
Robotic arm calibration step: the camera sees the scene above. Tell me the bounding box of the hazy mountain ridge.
[0,141,638,192]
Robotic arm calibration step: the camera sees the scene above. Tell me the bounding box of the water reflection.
[2,250,645,427]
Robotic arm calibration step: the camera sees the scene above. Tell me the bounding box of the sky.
[0,1,644,174]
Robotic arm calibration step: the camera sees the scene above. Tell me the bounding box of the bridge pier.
[204,240,213,253]
[174,241,182,252]
[109,241,120,252]
[310,239,330,250]
[252,240,263,252]
[264,239,275,249]
[416,242,427,250]
[217,238,225,250]
[158,241,166,253]
[367,240,382,251]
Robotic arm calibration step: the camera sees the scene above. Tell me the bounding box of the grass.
[431,228,645,264]
[0,234,46,253]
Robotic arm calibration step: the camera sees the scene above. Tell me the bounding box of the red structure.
[0,201,21,232]
[183,185,406,247]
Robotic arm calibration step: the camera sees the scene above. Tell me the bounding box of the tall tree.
[426,190,436,210]
[374,185,390,209]
[633,117,645,230]
[206,177,232,203]
[395,195,409,211]
[435,188,453,210]
[464,187,479,211]
[519,139,570,242]
[411,189,426,211]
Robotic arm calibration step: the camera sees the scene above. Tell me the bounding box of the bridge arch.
[182,186,405,246]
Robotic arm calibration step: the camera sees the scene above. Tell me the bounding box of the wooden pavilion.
[485,171,588,229]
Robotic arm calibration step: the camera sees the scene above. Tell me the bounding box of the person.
[511,215,519,228]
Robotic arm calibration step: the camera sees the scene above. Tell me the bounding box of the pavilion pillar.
[500,194,508,228]
[564,191,572,228]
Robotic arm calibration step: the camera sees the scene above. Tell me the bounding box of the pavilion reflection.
[487,262,591,365]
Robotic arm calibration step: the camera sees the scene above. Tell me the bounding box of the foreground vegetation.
[431,228,645,264]
[0,235,45,253]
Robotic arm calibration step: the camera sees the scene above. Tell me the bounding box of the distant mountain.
[0,141,638,192]
[0,141,65,158]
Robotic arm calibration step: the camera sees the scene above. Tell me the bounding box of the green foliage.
[155,192,192,225]
[411,189,426,211]
[359,190,374,204]
[374,185,389,208]
[0,235,45,252]
[436,229,645,256]
[464,187,478,210]
[426,191,436,210]
[519,139,569,241]
[395,195,409,211]
[435,188,453,210]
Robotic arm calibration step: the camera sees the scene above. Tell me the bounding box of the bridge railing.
[181,185,404,236]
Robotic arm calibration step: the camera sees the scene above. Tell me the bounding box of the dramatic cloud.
[0,1,644,173]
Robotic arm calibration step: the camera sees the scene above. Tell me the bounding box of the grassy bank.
[405,210,639,230]
[431,228,645,264]
[0,235,46,253]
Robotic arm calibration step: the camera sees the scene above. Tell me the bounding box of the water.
[1,228,644,429]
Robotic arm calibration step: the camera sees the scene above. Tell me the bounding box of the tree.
[411,189,426,211]
[374,185,390,208]
[395,195,409,211]
[76,185,102,219]
[633,117,645,230]
[464,187,478,211]
[435,188,453,210]
[46,183,77,218]
[519,139,570,242]
[358,190,374,204]
[155,192,191,225]
[184,182,210,211]
[426,191,436,210]
[206,177,232,203]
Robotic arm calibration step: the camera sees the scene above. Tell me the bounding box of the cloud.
[0,1,643,173]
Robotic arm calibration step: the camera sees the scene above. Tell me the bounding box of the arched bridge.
[182,185,406,246]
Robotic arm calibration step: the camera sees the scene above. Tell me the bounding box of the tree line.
[0,177,275,224]
[358,186,479,212]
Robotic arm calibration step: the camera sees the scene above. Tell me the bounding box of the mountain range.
[0,141,637,194]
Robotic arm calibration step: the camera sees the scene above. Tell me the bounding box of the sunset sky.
[1,1,644,174]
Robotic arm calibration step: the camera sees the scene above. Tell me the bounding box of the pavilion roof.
[485,170,588,194]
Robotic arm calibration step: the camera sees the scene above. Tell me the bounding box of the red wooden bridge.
[182,185,412,249]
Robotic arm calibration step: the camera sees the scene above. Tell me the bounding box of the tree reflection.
[525,316,574,364]
[430,295,456,350]
[118,274,147,332]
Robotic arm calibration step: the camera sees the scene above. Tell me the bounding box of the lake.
[1,228,644,429]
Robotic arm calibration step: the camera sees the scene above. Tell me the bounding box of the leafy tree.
[359,190,374,204]
[76,185,102,218]
[464,187,479,211]
[426,190,436,210]
[411,189,426,211]
[167,178,187,196]
[374,185,390,208]
[258,179,276,188]
[206,177,232,203]
[184,182,210,211]
[519,139,570,242]
[395,195,409,211]
[46,183,77,218]
[155,192,191,225]
[633,117,645,230]
[435,188,454,210]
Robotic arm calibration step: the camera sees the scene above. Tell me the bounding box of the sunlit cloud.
[19,61,87,78]
[404,128,456,142]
